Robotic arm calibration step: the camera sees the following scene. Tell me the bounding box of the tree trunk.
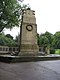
[0,26,5,32]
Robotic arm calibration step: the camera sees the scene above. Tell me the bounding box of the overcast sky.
[4,0,60,38]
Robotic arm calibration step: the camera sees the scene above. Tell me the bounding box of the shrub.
[50,49,55,54]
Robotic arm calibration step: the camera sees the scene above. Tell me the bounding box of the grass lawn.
[55,49,60,54]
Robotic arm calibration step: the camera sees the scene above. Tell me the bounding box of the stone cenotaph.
[19,9,39,56]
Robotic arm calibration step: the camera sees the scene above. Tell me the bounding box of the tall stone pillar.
[19,9,39,56]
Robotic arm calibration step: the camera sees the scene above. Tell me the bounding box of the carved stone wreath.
[26,25,33,31]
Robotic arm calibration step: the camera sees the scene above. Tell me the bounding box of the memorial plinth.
[19,9,39,56]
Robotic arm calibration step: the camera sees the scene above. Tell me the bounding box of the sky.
[4,0,60,38]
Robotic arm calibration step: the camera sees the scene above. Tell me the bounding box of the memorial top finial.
[27,7,31,10]
[23,8,35,17]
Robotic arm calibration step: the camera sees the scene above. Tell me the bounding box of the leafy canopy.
[52,31,60,49]
[0,33,17,46]
[0,0,27,32]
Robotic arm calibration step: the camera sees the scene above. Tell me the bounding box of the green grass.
[55,49,60,54]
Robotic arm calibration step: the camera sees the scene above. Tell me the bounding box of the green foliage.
[5,34,13,39]
[50,49,55,54]
[38,32,53,47]
[39,35,49,47]
[44,31,53,47]
[55,49,60,54]
[5,38,17,47]
[0,0,27,32]
[38,33,50,48]
[52,31,60,49]
[37,31,60,54]
[0,33,17,46]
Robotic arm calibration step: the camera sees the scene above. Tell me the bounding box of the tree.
[39,35,49,47]
[38,33,49,47]
[44,31,53,46]
[0,33,17,46]
[52,31,60,49]
[38,32,53,48]
[5,34,13,39]
[0,0,27,32]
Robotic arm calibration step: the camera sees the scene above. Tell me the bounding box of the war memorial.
[19,8,39,56]
[0,8,60,80]
[0,9,60,62]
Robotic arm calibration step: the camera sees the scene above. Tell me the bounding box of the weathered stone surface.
[19,9,39,55]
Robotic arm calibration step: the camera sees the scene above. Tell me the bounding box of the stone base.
[18,52,38,56]
[19,44,39,56]
[0,54,60,63]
